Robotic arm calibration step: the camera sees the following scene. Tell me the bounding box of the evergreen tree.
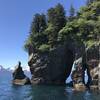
[24,0,100,52]
[47,3,66,31]
[69,4,75,17]
[86,0,95,5]
[31,13,47,33]
[47,3,66,46]
[24,13,47,51]
[69,4,75,22]
[54,3,66,30]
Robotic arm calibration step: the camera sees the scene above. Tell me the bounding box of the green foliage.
[58,20,78,42]
[24,13,47,51]
[38,44,50,53]
[24,35,33,52]
[86,0,96,5]
[24,1,100,52]
[58,0,100,48]
[47,3,66,46]
[47,3,66,30]
[31,13,47,33]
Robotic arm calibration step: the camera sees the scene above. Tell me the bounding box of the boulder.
[12,62,31,85]
[74,83,86,91]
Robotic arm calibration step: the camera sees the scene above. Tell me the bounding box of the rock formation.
[12,62,31,85]
[27,37,99,89]
[87,44,99,90]
[71,43,100,90]
[28,41,85,85]
[28,44,73,84]
[71,57,86,91]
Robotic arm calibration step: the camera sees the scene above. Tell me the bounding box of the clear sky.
[0,0,86,68]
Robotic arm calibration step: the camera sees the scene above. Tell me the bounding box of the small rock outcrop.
[12,62,31,85]
[71,58,86,91]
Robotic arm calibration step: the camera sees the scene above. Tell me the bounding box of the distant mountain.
[0,65,31,78]
[8,66,31,78]
[9,66,30,72]
[0,65,10,72]
[0,65,3,70]
[23,66,31,78]
[0,65,12,78]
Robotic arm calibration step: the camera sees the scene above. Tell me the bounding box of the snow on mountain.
[9,66,30,72]
[23,66,30,72]
[0,65,3,70]
[0,65,31,78]
[0,65,8,72]
[0,65,12,77]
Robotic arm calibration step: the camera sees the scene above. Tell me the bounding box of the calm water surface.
[0,72,100,100]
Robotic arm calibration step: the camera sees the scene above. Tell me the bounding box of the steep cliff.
[28,42,73,84]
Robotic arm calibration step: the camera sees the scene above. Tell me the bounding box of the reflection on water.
[30,85,67,100]
[0,73,100,100]
[0,84,100,100]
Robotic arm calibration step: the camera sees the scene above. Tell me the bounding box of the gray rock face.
[71,43,100,90]
[28,41,85,85]
[12,62,31,85]
[71,58,83,84]
[87,44,100,89]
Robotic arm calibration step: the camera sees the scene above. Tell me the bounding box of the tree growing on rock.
[24,13,48,51]
[47,3,66,46]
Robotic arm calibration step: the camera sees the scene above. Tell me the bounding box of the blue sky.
[0,0,86,68]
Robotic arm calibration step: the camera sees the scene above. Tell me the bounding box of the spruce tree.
[86,0,95,5]
[47,3,66,46]
[24,13,47,50]
[47,3,66,31]
[69,4,75,21]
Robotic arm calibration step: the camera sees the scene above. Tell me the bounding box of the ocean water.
[0,72,100,100]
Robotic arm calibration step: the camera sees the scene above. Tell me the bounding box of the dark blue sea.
[0,72,100,100]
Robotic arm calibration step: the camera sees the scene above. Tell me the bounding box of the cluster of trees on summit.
[24,0,100,53]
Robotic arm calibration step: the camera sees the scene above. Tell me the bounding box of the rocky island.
[12,61,31,85]
[23,0,100,90]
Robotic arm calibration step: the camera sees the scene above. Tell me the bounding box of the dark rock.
[86,44,99,90]
[12,62,31,85]
[71,43,100,90]
[27,38,99,87]
[28,41,84,85]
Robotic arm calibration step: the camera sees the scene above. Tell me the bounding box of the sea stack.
[12,61,31,85]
